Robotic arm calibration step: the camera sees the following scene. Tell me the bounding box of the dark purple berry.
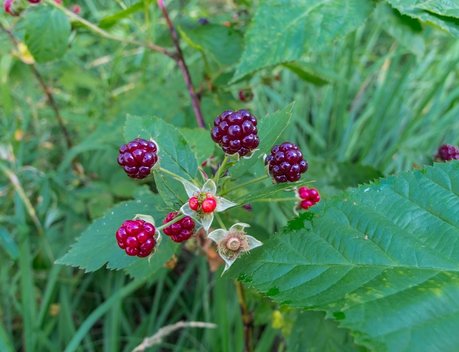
[198,18,209,25]
[435,144,459,161]
[28,0,41,3]
[163,212,195,243]
[116,219,157,257]
[265,142,308,183]
[211,110,259,157]
[117,138,158,179]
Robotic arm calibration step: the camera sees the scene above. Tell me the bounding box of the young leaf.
[56,193,177,279]
[23,6,71,63]
[231,161,459,351]
[233,0,374,81]
[124,115,198,180]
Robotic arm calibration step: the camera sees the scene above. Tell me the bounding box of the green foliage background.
[1,0,459,351]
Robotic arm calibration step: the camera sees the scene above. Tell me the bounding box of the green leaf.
[99,1,146,29]
[179,24,243,67]
[287,311,363,352]
[386,0,459,36]
[283,62,332,86]
[0,227,18,260]
[232,162,459,351]
[23,6,71,63]
[231,103,294,178]
[124,115,198,180]
[180,127,215,164]
[374,3,425,56]
[56,193,177,278]
[154,171,188,210]
[233,0,374,81]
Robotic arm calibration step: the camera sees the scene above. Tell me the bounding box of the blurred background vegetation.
[1,0,459,351]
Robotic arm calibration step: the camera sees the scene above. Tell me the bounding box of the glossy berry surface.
[4,0,15,15]
[116,219,156,257]
[28,0,41,3]
[211,109,259,156]
[298,186,320,210]
[163,212,195,242]
[117,138,158,179]
[265,142,308,183]
[436,144,459,161]
[188,193,217,213]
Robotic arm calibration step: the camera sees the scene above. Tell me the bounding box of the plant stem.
[157,167,190,185]
[157,0,206,129]
[157,214,185,231]
[251,197,296,203]
[213,155,229,186]
[235,281,253,352]
[221,175,269,196]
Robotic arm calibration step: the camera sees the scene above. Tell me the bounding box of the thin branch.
[132,321,217,352]
[235,281,254,352]
[157,0,206,129]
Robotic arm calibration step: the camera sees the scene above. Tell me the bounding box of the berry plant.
[1,1,459,352]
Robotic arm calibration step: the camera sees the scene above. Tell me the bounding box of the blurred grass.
[1,0,459,351]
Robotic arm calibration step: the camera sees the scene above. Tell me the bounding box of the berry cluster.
[298,186,320,210]
[116,220,157,257]
[115,109,311,259]
[117,138,158,179]
[211,109,259,157]
[163,212,196,242]
[189,193,217,213]
[265,142,308,183]
[436,144,459,161]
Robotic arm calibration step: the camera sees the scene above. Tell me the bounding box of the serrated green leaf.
[23,6,71,63]
[179,24,243,67]
[386,0,459,36]
[283,62,332,86]
[233,0,374,81]
[154,171,187,210]
[231,103,294,178]
[56,193,176,278]
[124,115,198,180]
[232,162,459,351]
[287,311,363,352]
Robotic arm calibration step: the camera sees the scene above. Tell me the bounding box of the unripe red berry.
[189,196,200,211]
[116,219,157,257]
[297,186,320,210]
[163,212,196,242]
[202,196,217,213]
[71,4,80,14]
[28,0,41,4]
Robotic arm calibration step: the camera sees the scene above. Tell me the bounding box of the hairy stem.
[157,0,206,129]
[213,155,229,186]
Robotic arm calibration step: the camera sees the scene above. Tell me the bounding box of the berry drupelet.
[211,109,259,157]
[436,144,459,161]
[163,212,196,242]
[189,193,217,213]
[265,142,308,183]
[298,186,320,210]
[116,219,157,257]
[117,138,158,179]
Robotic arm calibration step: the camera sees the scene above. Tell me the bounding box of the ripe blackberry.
[265,142,308,183]
[117,138,158,179]
[163,212,195,243]
[211,109,259,157]
[436,144,459,161]
[298,186,320,210]
[116,219,157,257]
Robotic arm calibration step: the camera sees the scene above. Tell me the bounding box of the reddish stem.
[157,0,206,129]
